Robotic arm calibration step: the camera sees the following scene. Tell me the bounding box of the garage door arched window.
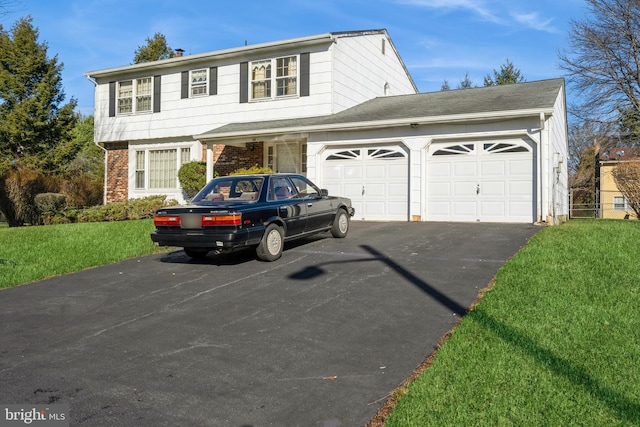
[484,142,530,153]
[432,144,474,156]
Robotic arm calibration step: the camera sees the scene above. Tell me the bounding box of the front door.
[275,143,299,173]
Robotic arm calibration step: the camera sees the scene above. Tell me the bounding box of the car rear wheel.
[330,209,349,238]
[183,247,209,259]
[256,224,284,261]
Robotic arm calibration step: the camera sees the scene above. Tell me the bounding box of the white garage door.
[322,146,408,221]
[426,140,534,223]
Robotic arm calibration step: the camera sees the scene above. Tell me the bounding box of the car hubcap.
[267,229,282,255]
[338,214,348,233]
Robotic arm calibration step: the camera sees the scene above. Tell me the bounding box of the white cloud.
[398,0,500,22]
[512,12,557,33]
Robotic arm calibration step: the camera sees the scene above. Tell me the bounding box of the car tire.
[330,209,349,238]
[184,247,209,259]
[256,224,284,261]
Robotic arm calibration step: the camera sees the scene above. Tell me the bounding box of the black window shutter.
[300,52,310,97]
[209,67,218,96]
[181,71,189,99]
[153,75,161,112]
[239,62,248,103]
[108,81,116,117]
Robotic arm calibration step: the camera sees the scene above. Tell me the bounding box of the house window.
[149,149,178,189]
[180,147,191,165]
[135,151,145,189]
[190,69,208,97]
[136,78,152,112]
[276,56,297,96]
[266,146,274,170]
[250,55,297,100]
[117,77,154,114]
[117,81,133,114]
[613,196,628,211]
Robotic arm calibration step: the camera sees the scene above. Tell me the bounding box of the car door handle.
[307,203,313,207]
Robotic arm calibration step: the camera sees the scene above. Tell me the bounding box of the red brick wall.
[105,142,128,204]
[212,142,264,176]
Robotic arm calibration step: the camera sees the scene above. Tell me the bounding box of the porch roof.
[195,78,565,141]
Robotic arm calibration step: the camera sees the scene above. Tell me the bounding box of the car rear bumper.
[150,226,265,249]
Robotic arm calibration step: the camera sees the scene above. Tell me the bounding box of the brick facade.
[212,142,264,176]
[105,142,129,204]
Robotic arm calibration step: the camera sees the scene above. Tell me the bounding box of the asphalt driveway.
[0,221,539,426]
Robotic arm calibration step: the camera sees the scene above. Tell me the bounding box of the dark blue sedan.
[151,174,354,261]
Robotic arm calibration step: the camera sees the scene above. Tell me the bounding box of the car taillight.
[202,213,242,226]
[154,215,181,227]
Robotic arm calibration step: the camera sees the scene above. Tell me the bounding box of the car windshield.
[192,176,264,203]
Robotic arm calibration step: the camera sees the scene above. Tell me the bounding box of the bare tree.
[559,0,640,137]
[612,161,640,219]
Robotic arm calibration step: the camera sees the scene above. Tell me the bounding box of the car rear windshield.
[192,177,264,203]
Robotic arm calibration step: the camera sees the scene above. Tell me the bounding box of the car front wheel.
[256,224,284,261]
[330,209,349,238]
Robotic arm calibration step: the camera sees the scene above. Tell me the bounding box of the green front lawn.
[382,220,640,426]
[0,219,164,288]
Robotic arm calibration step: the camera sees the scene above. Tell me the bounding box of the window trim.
[133,146,192,191]
[249,54,299,101]
[189,68,209,97]
[116,76,155,115]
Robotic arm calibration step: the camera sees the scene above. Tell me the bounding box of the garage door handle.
[476,184,480,195]
[362,186,365,196]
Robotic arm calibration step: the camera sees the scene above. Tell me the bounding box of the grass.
[381,220,640,426]
[0,219,164,288]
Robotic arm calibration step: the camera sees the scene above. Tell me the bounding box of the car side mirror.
[320,189,329,197]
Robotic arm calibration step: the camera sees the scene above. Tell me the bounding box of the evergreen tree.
[457,71,474,89]
[0,16,77,175]
[133,32,175,63]
[484,58,525,86]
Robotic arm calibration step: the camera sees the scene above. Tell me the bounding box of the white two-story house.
[86,29,569,224]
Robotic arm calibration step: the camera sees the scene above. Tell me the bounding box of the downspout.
[85,75,108,205]
[539,112,548,223]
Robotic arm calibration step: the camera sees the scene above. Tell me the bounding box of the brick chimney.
[175,48,184,57]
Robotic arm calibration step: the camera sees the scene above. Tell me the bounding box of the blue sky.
[1,0,588,116]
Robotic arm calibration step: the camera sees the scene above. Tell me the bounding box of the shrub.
[230,165,274,175]
[34,193,67,213]
[178,161,207,199]
[0,168,60,226]
[62,175,103,208]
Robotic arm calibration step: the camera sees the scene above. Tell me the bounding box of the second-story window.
[190,69,208,97]
[250,55,297,100]
[117,81,133,114]
[117,77,153,114]
[276,56,297,96]
[136,78,152,112]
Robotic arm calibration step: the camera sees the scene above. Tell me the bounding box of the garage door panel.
[452,201,477,216]
[453,181,477,196]
[427,140,534,223]
[454,162,477,176]
[509,159,531,175]
[481,181,506,197]
[481,160,506,176]
[365,183,386,197]
[430,163,452,177]
[323,146,408,221]
[388,182,408,197]
[428,182,451,196]
[388,163,409,178]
